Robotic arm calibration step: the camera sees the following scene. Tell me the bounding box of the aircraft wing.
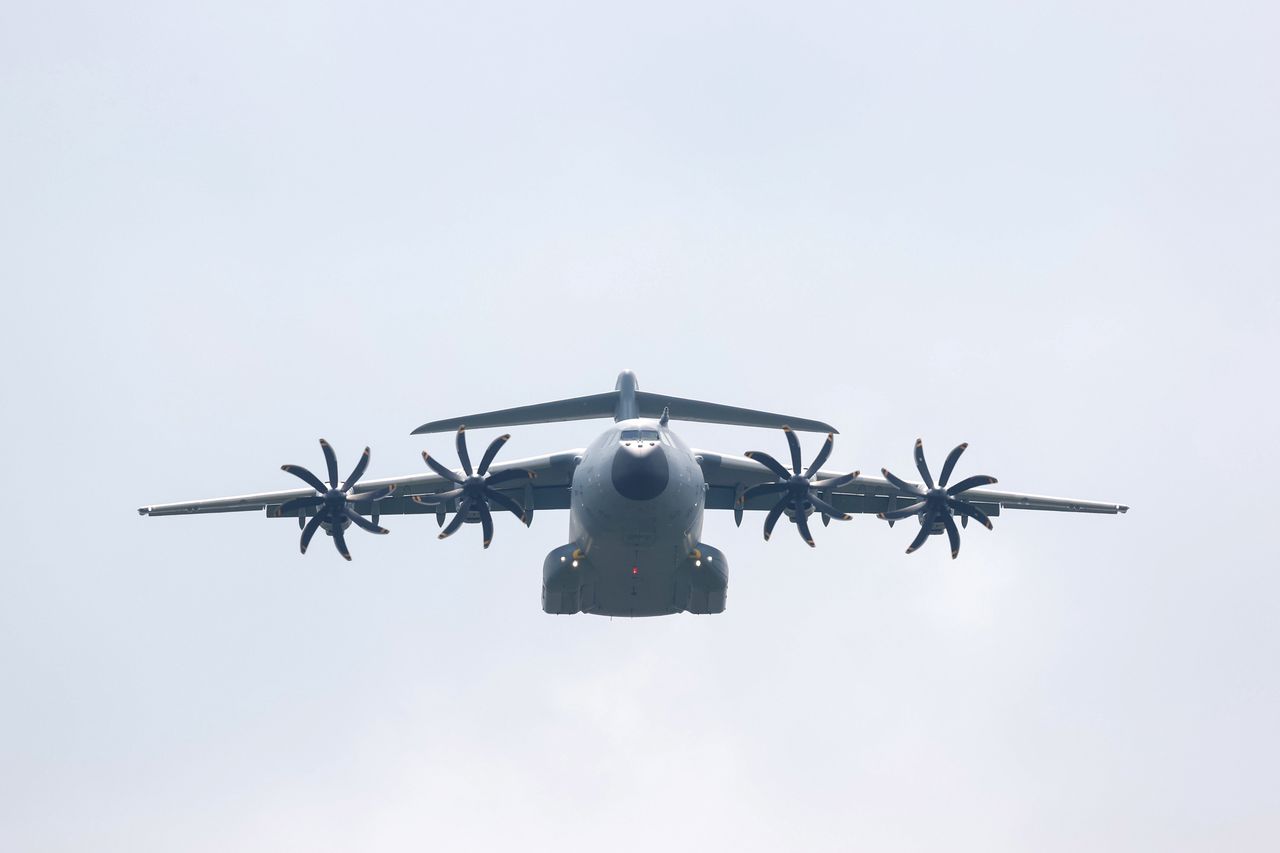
[693,450,1129,519]
[138,449,585,522]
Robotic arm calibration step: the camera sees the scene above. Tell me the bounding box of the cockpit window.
[620,428,661,445]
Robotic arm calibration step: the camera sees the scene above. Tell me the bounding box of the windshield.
[620,428,660,446]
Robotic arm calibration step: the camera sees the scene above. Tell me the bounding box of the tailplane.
[411,370,836,434]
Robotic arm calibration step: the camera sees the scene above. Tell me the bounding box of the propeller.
[412,426,535,549]
[280,439,395,560]
[878,439,997,558]
[739,427,858,547]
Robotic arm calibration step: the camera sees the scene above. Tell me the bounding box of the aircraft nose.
[611,443,669,501]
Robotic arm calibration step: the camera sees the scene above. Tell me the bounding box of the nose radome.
[611,444,669,501]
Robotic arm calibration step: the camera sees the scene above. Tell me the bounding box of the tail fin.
[411,371,836,434]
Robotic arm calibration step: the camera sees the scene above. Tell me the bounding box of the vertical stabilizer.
[614,370,639,421]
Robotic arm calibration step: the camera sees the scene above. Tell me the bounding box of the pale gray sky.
[2,1,1278,851]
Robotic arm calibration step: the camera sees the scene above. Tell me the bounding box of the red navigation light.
[631,566,639,576]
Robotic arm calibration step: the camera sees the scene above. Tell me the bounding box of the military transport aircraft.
[138,371,1127,617]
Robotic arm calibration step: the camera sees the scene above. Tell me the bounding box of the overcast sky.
[3,1,1278,851]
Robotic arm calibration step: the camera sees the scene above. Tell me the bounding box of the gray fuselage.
[542,418,727,617]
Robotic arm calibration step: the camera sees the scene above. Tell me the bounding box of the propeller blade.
[476,434,510,476]
[342,506,388,534]
[740,481,788,504]
[950,499,993,530]
[745,451,792,480]
[882,468,925,496]
[349,485,394,503]
[299,513,324,554]
[422,452,465,484]
[914,439,934,489]
[807,493,850,521]
[280,495,324,515]
[938,443,968,488]
[484,468,534,486]
[803,433,836,479]
[762,496,788,541]
[342,447,371,492]
[946,475,998,495]
[478,503,494,548]
[438,498,471,539]
[282,464,328,494]
[794,507,816,547]
[413,488,463,505]
[878,500,927,521]
[905,516,933,554]
[783,426,803,475]
[455,426,473,476]
[484,488,528,524]
[332,525,352,560]
[810,472,857,490]
[320,439,340,488]
[944,515,961,559]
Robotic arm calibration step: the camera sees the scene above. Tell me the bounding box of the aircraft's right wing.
[138,449,585,521]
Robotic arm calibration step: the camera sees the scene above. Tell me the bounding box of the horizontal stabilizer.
[632,392,836,433]
[411,371,837,434]
[412,393,619,434]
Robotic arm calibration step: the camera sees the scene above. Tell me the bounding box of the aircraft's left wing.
[694,450,1129,520]
[138,449,584,521]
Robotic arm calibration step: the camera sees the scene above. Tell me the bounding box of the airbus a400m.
[139,371,1128,617]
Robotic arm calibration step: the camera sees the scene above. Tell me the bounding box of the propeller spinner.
[740,427,859,547]
[412,426,535,549]
[878,439,997,558]
[280,439,395,560]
